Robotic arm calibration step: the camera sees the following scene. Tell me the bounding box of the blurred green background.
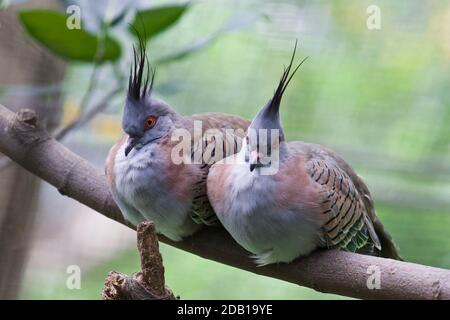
[1,0,449,299]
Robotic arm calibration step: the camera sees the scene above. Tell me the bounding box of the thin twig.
[54,13,112,139]
[102,221,176,300]
[136,221,168,297]
[0,85,122,171]
[0,82,122,171]
[54,86,122,140]
[79,65,100,114]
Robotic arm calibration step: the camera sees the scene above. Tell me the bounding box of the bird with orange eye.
[122,96,177,157]
[107,38,249,242]
[144,115,157,131]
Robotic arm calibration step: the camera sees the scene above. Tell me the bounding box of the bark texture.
[0,104,449,300]
[102,222,176,300]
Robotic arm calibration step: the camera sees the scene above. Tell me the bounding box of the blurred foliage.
[14,0,450,299]
[22,244,347,300]
[18,3,191,62]
[128,4,188,41]
[19,9,121,62]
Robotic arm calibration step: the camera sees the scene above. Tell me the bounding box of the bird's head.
[245,41,308,172]
[122,39,177,157]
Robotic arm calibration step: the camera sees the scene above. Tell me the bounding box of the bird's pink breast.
[272,155,324,222]
[106,135,128,187]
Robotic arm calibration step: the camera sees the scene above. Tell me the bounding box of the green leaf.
[18,9,121,62]
[128,4,188,41]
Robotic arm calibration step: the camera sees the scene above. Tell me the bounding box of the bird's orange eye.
[144,115,157,131]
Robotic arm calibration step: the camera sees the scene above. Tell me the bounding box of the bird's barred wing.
[189,112,250,134]
[305,157,381,253]
[321,150,402,260]
[187,113,249,226]
[189,161,217,225]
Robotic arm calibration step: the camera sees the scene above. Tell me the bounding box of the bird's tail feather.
[373,219,403,261]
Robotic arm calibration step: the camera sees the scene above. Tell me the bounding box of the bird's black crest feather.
[269,40,308,113]
[128,26,155,102]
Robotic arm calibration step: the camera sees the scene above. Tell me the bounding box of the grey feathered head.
[127,39,155,104]
[122,36,177,156]
[249,41,308,139]
[246,41,308,171]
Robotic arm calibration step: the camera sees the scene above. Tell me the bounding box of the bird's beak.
[249,151,264,172]
[124,137,139,157]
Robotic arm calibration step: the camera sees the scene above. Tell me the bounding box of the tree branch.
[102,221,176,300]
[1,85,122,171]
[1,104,449,300]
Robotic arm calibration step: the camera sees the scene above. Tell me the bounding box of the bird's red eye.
[144,115,157,131]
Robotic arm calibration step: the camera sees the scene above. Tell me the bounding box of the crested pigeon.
[106,41,249,241]
[207,43,402,266]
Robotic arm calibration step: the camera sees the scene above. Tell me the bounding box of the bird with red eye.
[106,35,250,242]
[144,115,157,131]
